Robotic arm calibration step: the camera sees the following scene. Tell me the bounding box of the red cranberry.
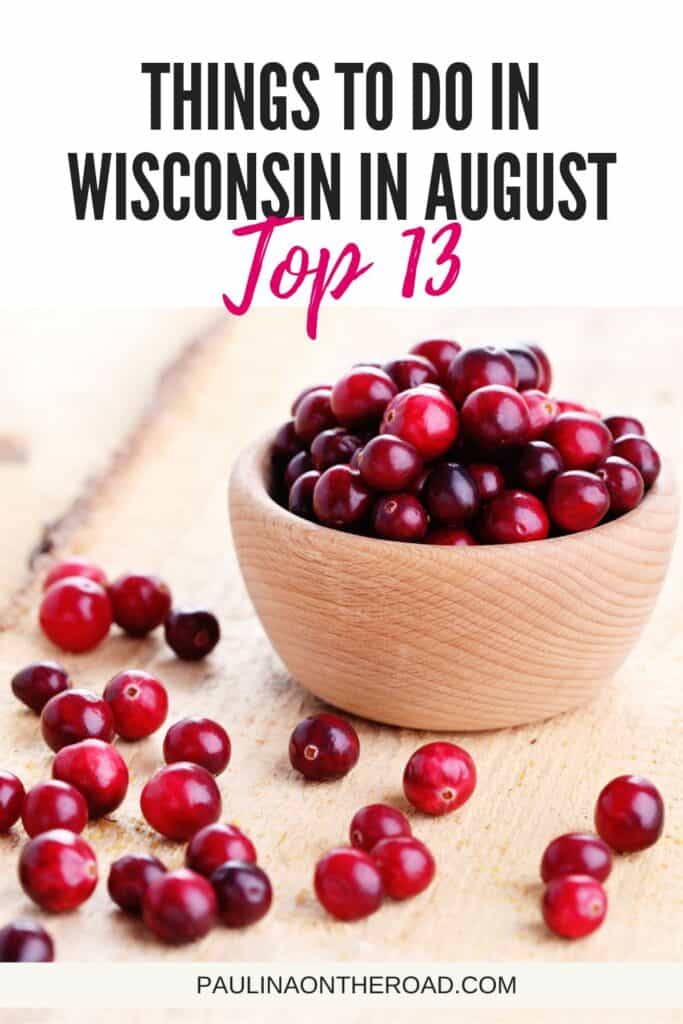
[517,441,564,494]
[403,741,476,816]
[468,463,504,502]
[19,829,98,912]
[371,836,435,900]
[409,338,461,381]
[461,385,530,450]
[612,435,661,490]
[543,875,607,939]
[284,450,313,488]
[596,456,644,514]
[544,413,612,471]
[186,823,257,877]
[425,526,477,545]
[39,577,112,653]
[541,832,612,884]
[424,463,479,526]
[0,920,54,962]
[547,471,610,533]
[312,465,372,529]
[163,717,231,776]
[383,354,438,391]
[165,608,220,660]
[527,343,552,391]
[311,427,362,472]
[108,573,172,636]
[288,470,320,520]
[141,762,221,840]
[314,847,384,921]
[350,804,412,852]
[142,868,216,943]
[53,739,129,818]
[11,661,70,714]
[291,383,332,416]
[522,389,559,439]
[446,346,517,406]
[44,557,107,591]
[381,385,459,460]
[476,489,550,544]
[357,434,423,491]
[330,367,397,428]
[293,388,336,443]
[506,345,541,390]
[22,780,88,837]
[289,713,360,781]
[594,775,664,853]
[372,493,428,542]
[0,771,25,831]
[41,688,115,752]
[108,853,166,914]
[211,861,272,927]
[103,670,168,741]
[603,415,645,440]
[272,419,305,461]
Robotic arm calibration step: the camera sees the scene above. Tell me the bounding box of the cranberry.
[284,450,313,488]
[314,847,384,921]
[544,413,612,471]
[612,435,661,490]
[288,470,320,520]
[403,741,476,816]
[0,771,25,831]
[371,836,435,900]
[516,441,564,494]
[461,385,530,450]
[357,434,423,491]
[425,526,477,545]
[11,661,70,714]
[108,853,166,914]
[596,456,644,514]
[594,775,664,853]
[291,383,332,416]
[312,465,372,529]
[141,762,221,840]
[103,670,168,741]
[43,557,107,591]
[547,471,610,533]
[272,419,305,461]
[527,343,553,391]
[186,823,257,876]
[380,385,459,460]
[349,804,412,852]
[142,868,216,943]
[468,463,504,502]
[555,398,595,416]
[0,920,54,962]
[41,688,115,752]
[541,832,612,883]
[476,489,550,544]
[289,712,360,781]
[211,861,273,927]
[22,780,88,837]
[446,346,517,406]
[310,427,362,472]
[330,367,397,428]
[165,608,220,660]
[372,493,428,542]
[383,354,438,391]
[409,338,461,381]
[506,345,542,390]
[522,389,559,439]
[542,874,607,939]
[53,739,129,818]
[39,577,112,653]
[108,573,172,636]
[424,463,479,526]
[603,415,645,441]
[19,829,98,912]
[293,388,336,443]
[163,717,231,776]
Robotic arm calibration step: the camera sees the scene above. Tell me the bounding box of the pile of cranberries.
[272,340,661,543]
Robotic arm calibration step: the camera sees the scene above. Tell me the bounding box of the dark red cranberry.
[380,385,459,460]
[44,557,107,591]
[425,526,477,545]
[0,920,54,962]
[103,670,168,741]
[311,427,362,472]
[506,345,542,390]
[289,712,360,781]
[542,874,607,939]
[424,463,479,526]
[291,383,332,416]
[612,435,661,490]
[272,419,305,461]
[0,771,25,831]
[22,780,88,837]
[163,717,231,776]
[461,385,530,449]
[349,804,412,852]
[517,441,564,494]
[39,577,112,653]
[594,775,664,853]
[211,861,272,927]
[383,354,438,391]
[140,762,221,840]
[403,741,476,816]
[527,343,552,391]
[312,465,372,529]
[547,471,610,533]
[409,339,461,380]
[107,853,166,914]
[371,836,435,900]
[41,688,115,752]
[288,470,320,520]
[314,847,384,921]
[164,608,220,660]
[476,489,550,544]
[293,388,336,443]
[357,434,423,491]
[108,573,172,636]
[544,413,612,471]
[596,456,644,514]
[142,868,216,943]
[11,661,70,714]
[19,829,98,912]
[52,739,129,818]
[521,389,559,439]
[284,450,313,489]
[446,346,517,406]
[468,463,504,502]
[330,367,397,428]
[541,832,612,883]
[372,493,428,542]
[603,415,645,440]
[186,823,257,877]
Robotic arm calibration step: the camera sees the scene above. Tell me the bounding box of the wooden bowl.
[229,435,678,731]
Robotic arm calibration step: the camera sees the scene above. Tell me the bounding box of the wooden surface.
[0,308,682,998]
